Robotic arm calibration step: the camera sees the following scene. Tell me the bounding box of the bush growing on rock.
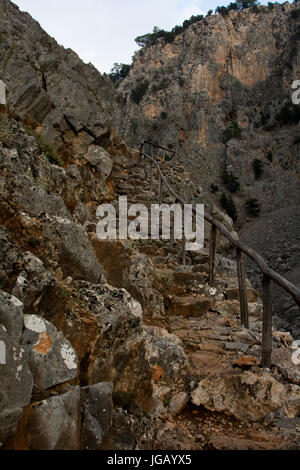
[275,103,300,125]
[224,120,242,142]
[291,7,300,18]
[215,6,230,15]
[108,63,131,85]
[220,193,238,222]
[221,169,240,193]
[210,183,219,193]
[293,135,300,145]
[131,80,149,104]
[0,113,13,147]
[245,198,261,217]
[27,128,63,166]
[253,159,264,179]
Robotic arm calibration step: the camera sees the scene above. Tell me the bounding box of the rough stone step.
[172,272,206,286]
[169,296,213,317]
[225,287,259,303]
[212,300,263,318]
[191,264,209,274]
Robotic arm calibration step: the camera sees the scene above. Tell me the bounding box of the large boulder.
[84,145,113,181]
[0,291,33,447]
[15,383,113,450]
[22,314,78,390]
[191,370,300,423]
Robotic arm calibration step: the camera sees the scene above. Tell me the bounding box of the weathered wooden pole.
[209,225,217,286]
[262,275,273,368]
[236,248,249,329]
[182,234,186,266]
[158,174,163,205]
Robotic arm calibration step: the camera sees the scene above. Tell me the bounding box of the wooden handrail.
[142,150,300,305]
[142,140,176,161]
[141,147,300,368]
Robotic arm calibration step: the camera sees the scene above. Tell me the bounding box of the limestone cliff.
[114,2,299,218]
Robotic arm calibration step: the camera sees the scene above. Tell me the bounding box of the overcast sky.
[15,0,281,74]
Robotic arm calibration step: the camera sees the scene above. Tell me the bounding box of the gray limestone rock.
[80,382,113,450]
[19,382,113,450]
[12,252,56,312]
[84,145,113,180]
[22,389,81,450]
[0,290,23,341]
[169,392,189,415]
[0,306,33,447]
[22,314,78,390]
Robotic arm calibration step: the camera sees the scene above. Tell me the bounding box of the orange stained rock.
[34,331,53,355]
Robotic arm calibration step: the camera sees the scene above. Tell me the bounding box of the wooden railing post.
[182,234,186,266]
[262,275,273,369]
[158,174,163,205]
[139,143,144,165]
[209,225,217,286]
[236,248,249,329]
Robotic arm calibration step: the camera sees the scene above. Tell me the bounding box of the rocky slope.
[112,1,300,331]
[0,0,300,451]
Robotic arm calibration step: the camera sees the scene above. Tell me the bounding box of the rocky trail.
[94,148,300,450]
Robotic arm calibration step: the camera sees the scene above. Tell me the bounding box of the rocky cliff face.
[113,1,300,329]
[114,2,299,216]
[0,0,300,451]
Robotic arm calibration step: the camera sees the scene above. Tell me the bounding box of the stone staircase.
[99,149,300,449]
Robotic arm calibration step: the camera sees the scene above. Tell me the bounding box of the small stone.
[169,392,189,415]
[225,342,249,353]
[233,355,259,368]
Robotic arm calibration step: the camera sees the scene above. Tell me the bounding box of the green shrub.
[291,8,300,18]
[266,151,273,161]
[221,169,240,193]
[261,112,270,126]
[0,113,14,147]
[224,120,242,142]
[251,4,260,12]
[293,135,300,145]
[131,80,149,104]
[215,6,229,15]
[27,129,63,166]
[108,63,131,84]
[152,78,171,93]
[220,193,238,222]
[160,111,168,120]
[210,183,219,193]
[134,14,205,49]
[275,104,300,125]
[245,198,261,217]
[253,159,264,179]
